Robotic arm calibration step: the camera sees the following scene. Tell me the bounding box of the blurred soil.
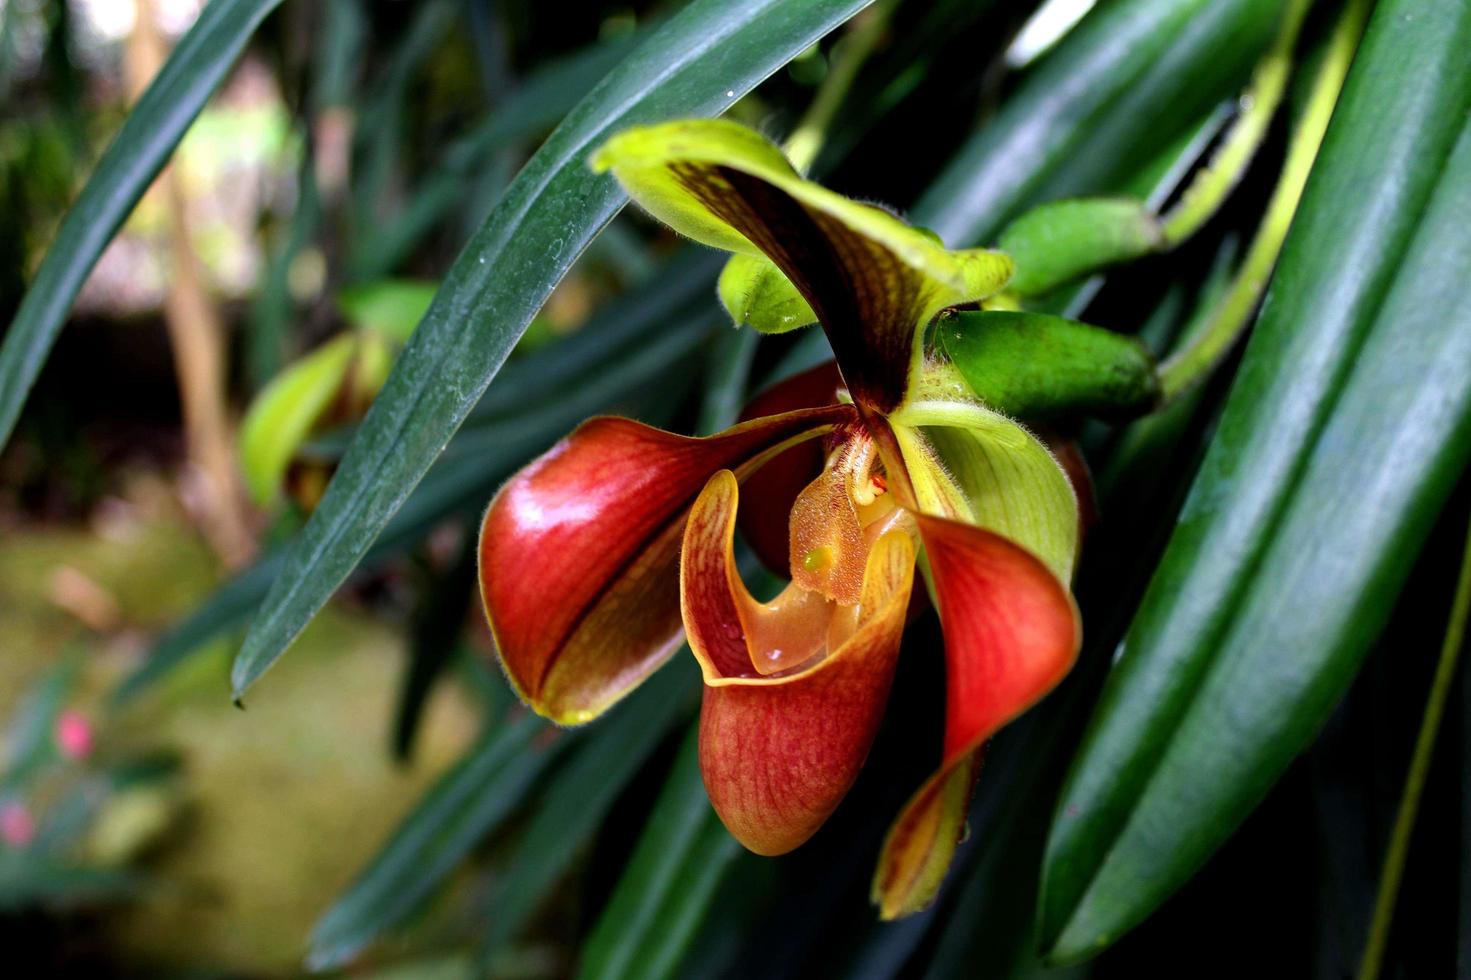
[0,471,478,973]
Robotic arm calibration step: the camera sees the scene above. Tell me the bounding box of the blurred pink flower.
[0,802,35,848]
[55,709,95,760]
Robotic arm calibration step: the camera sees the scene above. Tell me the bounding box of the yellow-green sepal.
[591,118,996,304]
[889,405,1079,584]
[592,118,1015,410]
[590,118,796,255]
[717,253,817,333]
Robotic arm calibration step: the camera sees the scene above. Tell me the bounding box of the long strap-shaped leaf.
[0,0,283,447]
[305,714,551,971]
[308,660,694,971]
[577,727,746,980]
[229,0,874,699]
[1040,0,1471,959]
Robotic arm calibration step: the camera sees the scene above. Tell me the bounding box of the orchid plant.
[478,118,1085,917]
[7,0,1457,967]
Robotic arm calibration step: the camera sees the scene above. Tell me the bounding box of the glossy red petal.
[872,514,1080,918]
[682,470,915,855]
[478,406,850,725]
[736,361,844,575]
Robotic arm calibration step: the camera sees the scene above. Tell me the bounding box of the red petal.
[682,470,915,855]
[736,361,844,575]
[478,406,850,724]
[872,514,1080,918]
[741,360,844,422]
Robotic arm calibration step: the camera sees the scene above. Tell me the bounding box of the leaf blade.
[478,659,697,960]
[306,715,552,971]
[1041,0,1471,957]
[914,0,1279,244]
[577,728,745,980]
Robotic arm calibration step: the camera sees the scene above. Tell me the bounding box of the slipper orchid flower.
[478,119,1081,918]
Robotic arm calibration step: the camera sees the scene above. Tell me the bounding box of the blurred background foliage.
[1,0,1468,976]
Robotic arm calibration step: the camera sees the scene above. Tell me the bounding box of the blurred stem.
[1158,0,1311,246]
[783,0,897,174]
[1157,0,1369,403]
[127,0,255,566]
[1357,511,1471,980]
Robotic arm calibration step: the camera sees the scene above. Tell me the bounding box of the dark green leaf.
[469,248,720,422]
[230,0,876,700]
[306,714,553,971]
[697,327,760,435]
[1093,234,1239,503]
[0,0,284,449]
[1,660,77,791]
[111,555,282,705]
[246,149,320,390]
[577,728,744,980]
[0,858,142,910]
[351,0,459,228]
[449,28,648,161]
[393,533,481,761]
[347,13,648,279]
[940,310,1159,420]
[1041,0,1471,959]
[114,284,716,704]
[478,659,697,961]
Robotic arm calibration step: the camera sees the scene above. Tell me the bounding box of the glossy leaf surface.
[1041,0,1471,958]
[914,0,1280,244]
[307,715,552,970]
[577,730,746,980]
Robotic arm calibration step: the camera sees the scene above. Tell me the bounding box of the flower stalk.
[783,0,899,174]
[1157,0,1312,246]
[1158,0,1371,401]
